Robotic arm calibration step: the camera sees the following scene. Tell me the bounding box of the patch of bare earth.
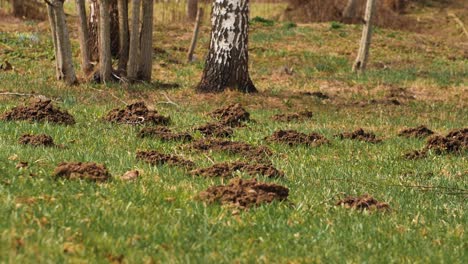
[104,102,170,125]
[398,125,434,138]
[53,162,111,182]
[199,178,289,209]
[336,128,382,143]
[190,162,284,178]
[404,128,467,159]
[266,130,329,147]
[18,134,55,147]
[136,150,194,169]
[272,110,313,122]
[336,194,390,211]
[195,122,234,137]
[209,103,250,127]
[1,98,75,125]
[189,139,272,161]
[138,127,192,142]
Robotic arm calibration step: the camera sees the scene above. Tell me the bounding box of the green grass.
[0,6,467,263]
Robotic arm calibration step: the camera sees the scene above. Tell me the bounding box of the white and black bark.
[117,0,129,73]
[353,0,376,73]
[75,0,93,74]
[138,0,154,81]
[197,0,256,93]
[98,0,113,82]
[127,0,141,80]
[187,0,198,21]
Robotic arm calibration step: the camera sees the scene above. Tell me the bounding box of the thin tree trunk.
[187,0,198,21]
[89,0,120,60]
[196,0,256,93]
[88,0,99,61]
[187,7,203,62]
[75,0,93,74]
[46,3,61,80]
[52,0,77,84]
[138,0,154,81]
[352,0,376,73]
[127,0,141,80]
[98,0,113,82]
[117,0,129,74]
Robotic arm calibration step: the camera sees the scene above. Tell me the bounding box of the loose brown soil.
[266,130,329,147]
[195,122,234,137]
[272,111,313,122]
[189,139,272,161]
[53,162,111,182]
[336,128,382,143]
[104,102,170,125]
[138,127,192,142]
[336,194,390,211]
[199,178,289,209]
[398,125,434,138]
[136,150,194,168]
[190,162,284,178]
[404,128,467,159]
[209,103,250,127]
[1,98,75,125]
[18,134,55,147]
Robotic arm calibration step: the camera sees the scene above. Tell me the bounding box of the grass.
[0,3,467,263]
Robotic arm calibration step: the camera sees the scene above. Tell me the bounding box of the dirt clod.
[398,125,434,138]
[139,127,192,142]
[1,98,75,125]
[104,102,170,125]
[18,134,54,147]
[136,150,194,168]
[336,194,390,211]
[266,130,329,147]
[272,111,313,122]
[404,149,428,160]
[336,128,382,143]
[199,178,289,209]
[404,128,467,159]
[195,122,234,137]
[53,162,111,182]
[210,103,250,126]
[189,139,272,161]
[121,170,140,181]
[190,162,284,178]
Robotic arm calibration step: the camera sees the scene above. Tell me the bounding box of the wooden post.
[352,0,376,74]
[187,7,203,63]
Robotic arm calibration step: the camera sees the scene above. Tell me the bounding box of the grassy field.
[0,2,467,263]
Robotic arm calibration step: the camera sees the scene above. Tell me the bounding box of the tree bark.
[353,0,376,73]
[46,3,61,80]
[88,0,120,61]
[187,0,198,21]
[127,0,141,80]
[196,0,256,93]
[98,0,113,82]
[117,0,129,74]
[75,0,93,74]
[138,0,154,81]
[187,7,203,62]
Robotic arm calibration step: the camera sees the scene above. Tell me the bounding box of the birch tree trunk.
[196,0,256,93]
[352,0,376,73]
[117,0,129,74]
[187,0,198,21]
[88,0,100,61]
[138,0,154,81]
[127,0,141,80]
[98,0,113,82]
[75,0,93,74]
[88,0,120,61]
[46,3,61,80]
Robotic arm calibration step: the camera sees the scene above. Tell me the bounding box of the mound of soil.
[136,150,194,168]
[138,127,192,142]
[446,128,468,148]
[398,125,434,138]
[53,162,111,182]
[18,134,54,147]
[199,178,289,209]
[189,139,272,161]
[336,128,382,143]
[1,98,75,125]
[272,111,313,122]
[404,128,467,159]
[104,102,170,125]
[195,122,234,137]
[336,194,390,211]
[266,130,329,147]
[210,103,250,127]
[190,162,284,178]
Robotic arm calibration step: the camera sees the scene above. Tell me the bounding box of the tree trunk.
[352,0,376,73]
[50,0,77,85]
[46,3,61,80]
[88,0,120,61]
[187,0,198,21]
[196,0,256,93]
[187,7,203,62]
[342,0,358,23]
[117,0,129,74]
[138,0,154,81]
[127,0,141,80]
[98,0,113,82]
[75,0,93,74]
